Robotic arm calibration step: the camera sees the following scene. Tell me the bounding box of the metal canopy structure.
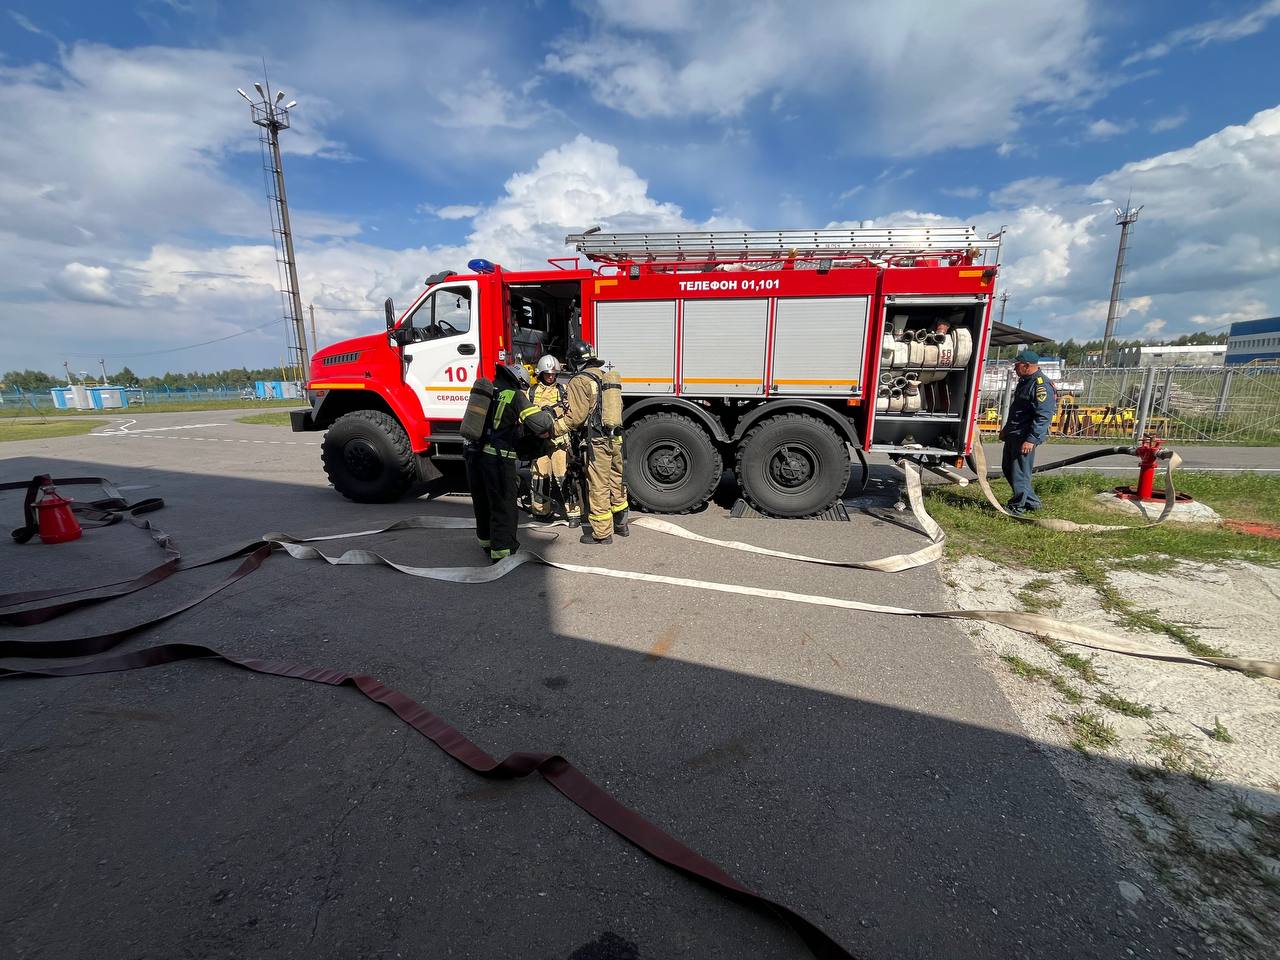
[565,226,1001,264]
[988,320,1053,348]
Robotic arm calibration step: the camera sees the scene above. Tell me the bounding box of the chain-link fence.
[977,364,1280,445]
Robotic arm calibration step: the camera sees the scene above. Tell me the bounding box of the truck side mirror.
[384,297,396,332]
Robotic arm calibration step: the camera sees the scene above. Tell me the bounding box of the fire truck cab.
[292,227,1001,517]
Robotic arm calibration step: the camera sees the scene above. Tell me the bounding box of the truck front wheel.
[625,413,723,514]
[321,409,417,503]
[736,414,850,518]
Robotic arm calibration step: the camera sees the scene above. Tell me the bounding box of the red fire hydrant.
[34,483,82,543]
[1114,435,1190,504]
[1133,435,1162,501]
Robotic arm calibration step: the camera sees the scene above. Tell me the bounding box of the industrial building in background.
[1225,316,1280,365]
[1116,343,1228,368]
[237,78,308,383]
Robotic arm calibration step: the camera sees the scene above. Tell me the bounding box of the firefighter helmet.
[566,339,597,370]
[497,363,530,389]
[535,355,561,376]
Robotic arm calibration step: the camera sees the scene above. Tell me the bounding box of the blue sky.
[2,0,1279,375]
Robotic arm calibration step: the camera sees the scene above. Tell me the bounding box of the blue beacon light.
[467,258,498,274]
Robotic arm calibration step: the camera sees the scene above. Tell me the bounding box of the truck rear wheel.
[321,410,417,503]
[625,413,722,514]
[736,413,850,518]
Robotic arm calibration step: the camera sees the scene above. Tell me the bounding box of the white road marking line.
[92,433,317,446]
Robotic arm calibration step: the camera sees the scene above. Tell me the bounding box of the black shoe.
[613,522,629,537]
[568,516,582,529]
[580,531,613,545]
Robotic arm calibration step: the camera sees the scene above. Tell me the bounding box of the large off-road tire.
[321,410,417,503]
[624,413,722,514]
[736,413,851,518]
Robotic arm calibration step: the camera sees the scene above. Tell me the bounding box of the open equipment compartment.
[868,294,990,455]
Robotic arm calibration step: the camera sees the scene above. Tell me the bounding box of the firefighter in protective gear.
[556,339,628,545]
[466,364,537,561]
[529,355,581,527]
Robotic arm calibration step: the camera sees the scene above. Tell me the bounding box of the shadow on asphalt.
[0,455,1227,960]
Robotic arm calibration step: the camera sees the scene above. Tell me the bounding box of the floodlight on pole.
[237,76,310,382]
[1100,201,1143,366]
[237,88,252,102]
[285,100,297,109]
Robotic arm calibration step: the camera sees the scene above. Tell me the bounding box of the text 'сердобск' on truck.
[290,226,1002,517]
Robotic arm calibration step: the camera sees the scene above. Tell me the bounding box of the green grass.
[1210,717,1235,744]
[930,470,1280,571]
[16,398,301,416]
[237,411,295,426]
[1069,711,1120,753]
[1016,576,1062,613]
[1000,654,1086,703]
[1097,691,1155,718]
[1148,728,1218,785]
[0,418,108,441]
[1039,638,1103,684]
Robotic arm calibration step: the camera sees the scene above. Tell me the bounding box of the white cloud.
[941,186,983,199]
[1188,299,1270,329]
[546,1,1100,155]
[1084,118,1133,140]
[1151,111,1188,133]
[464,135,710,267]
[421,204,483,220]
[10,135,729,372]
[47,262,130,306]
[858,107,1280,343]
[1139,318,1166,338]
[1123,0,1280,65]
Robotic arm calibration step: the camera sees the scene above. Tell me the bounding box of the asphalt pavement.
[1,411,1200,959]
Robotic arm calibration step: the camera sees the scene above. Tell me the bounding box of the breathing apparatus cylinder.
[599,369,623,430]
[460,377,495,442]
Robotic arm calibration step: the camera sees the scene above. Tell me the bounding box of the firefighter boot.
[612,508,629,537]
[579,530,613,545]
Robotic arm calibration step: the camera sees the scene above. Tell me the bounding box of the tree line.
[996,331,1227,365]
[1,366,294,393]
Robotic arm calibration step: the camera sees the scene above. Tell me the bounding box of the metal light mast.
[237,81,308,382]
[1100,203,1142,367]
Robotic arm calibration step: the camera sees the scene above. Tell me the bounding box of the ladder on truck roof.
[564,226,1001,264]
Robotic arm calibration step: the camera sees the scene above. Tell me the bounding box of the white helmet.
[535,355,561,375]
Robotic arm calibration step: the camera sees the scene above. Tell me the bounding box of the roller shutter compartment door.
[594,300,676,394]
[771,297,868,396]
[681,298,768,396]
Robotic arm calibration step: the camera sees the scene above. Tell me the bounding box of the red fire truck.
[291,227,1001,517]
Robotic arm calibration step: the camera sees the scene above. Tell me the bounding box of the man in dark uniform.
[1000,348,1057,515]
[466,364,536,562]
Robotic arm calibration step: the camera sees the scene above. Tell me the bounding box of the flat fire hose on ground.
[967,441,1183,531]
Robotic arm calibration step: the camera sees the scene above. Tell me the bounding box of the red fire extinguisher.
[34,482,82,544]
